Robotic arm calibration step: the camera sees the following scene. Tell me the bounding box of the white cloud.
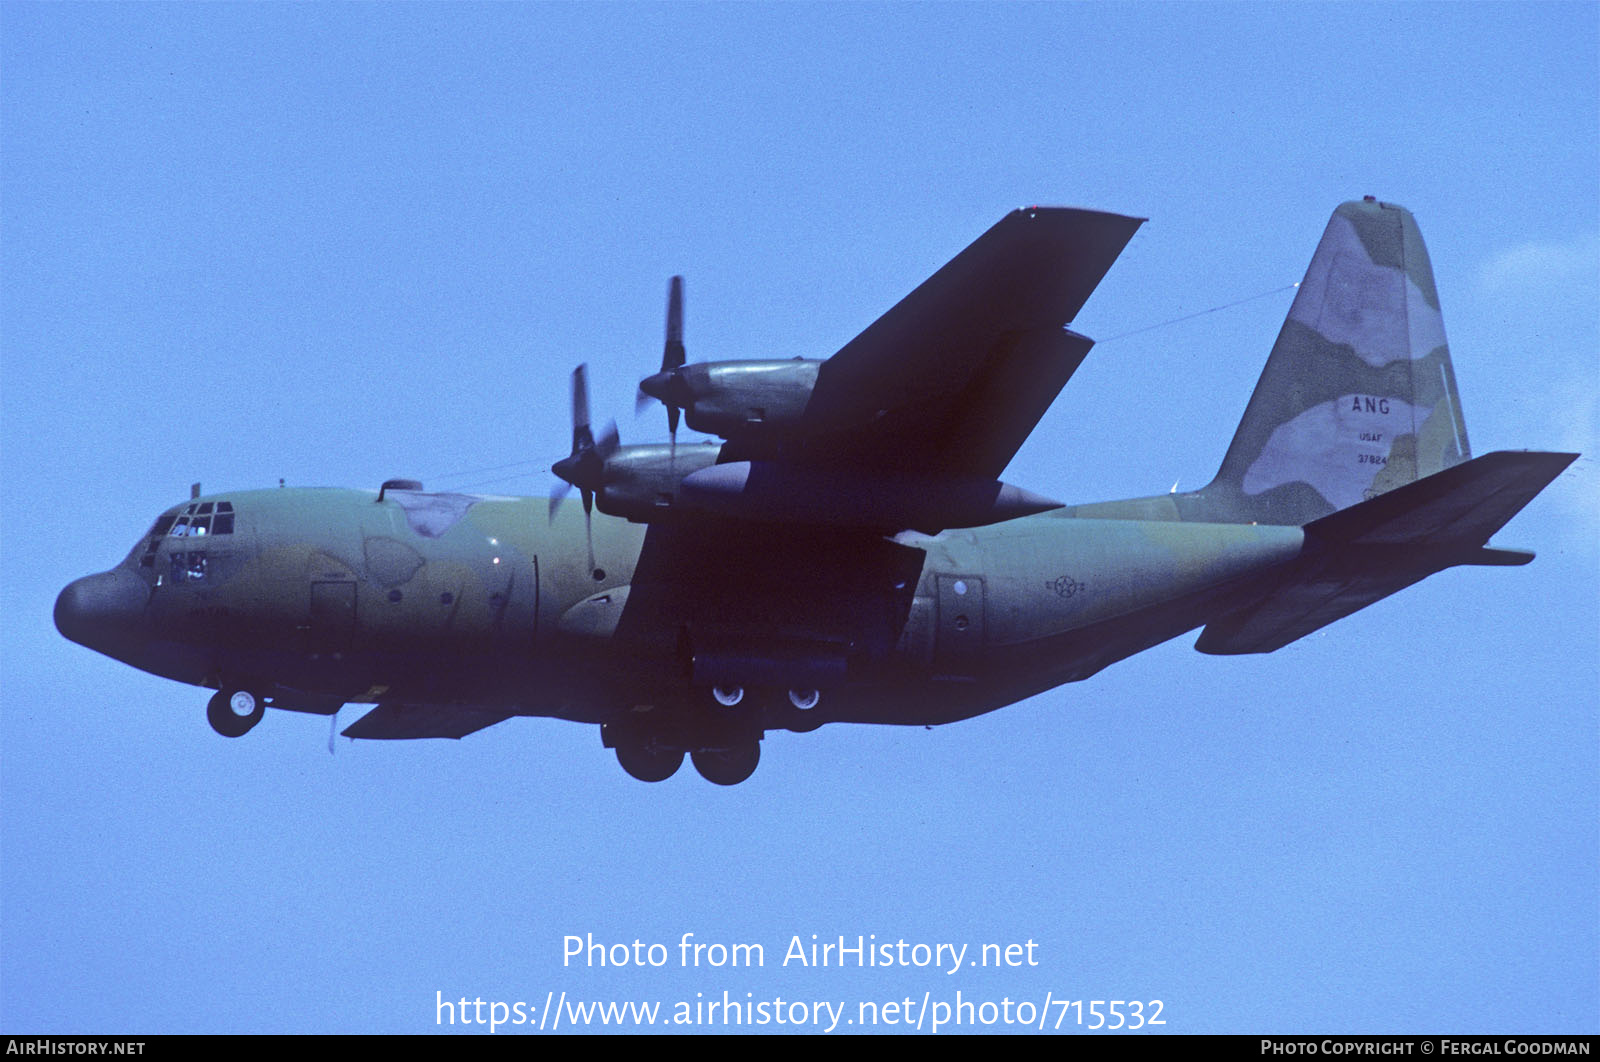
[1529,370,1600,551]
[1478,231,1600,294]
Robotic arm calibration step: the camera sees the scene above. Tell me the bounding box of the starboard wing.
[728,207,1143,479]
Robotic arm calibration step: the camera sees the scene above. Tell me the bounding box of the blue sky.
[3,2,1595,1034]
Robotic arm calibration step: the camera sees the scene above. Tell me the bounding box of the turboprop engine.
[639,358,821,442]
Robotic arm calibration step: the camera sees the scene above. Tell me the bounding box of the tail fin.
[1194,198,1472,525]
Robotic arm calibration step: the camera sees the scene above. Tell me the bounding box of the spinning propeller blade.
[550,364,619,547]
[636,275,686,444]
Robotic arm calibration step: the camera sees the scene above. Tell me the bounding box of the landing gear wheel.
[691,741,761,786]
[787,688,821,710]
[711,685,745,708]
[207,688,263,738]
[784,687,823,733]
[615,743,684,783]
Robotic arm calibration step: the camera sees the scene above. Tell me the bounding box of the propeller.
[550,363,619,534]
[636,275,688,446]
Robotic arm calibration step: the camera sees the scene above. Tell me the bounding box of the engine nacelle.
[678,460,1063,531]
[639,359,821,441]
[592,442,722,523]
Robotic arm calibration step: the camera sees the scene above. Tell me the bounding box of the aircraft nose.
[54,568,149,649]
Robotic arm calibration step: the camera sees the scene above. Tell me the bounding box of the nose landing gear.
[206,688,264,737]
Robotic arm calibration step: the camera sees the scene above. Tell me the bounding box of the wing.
[613,512,926,671]
[341,702,514,740]
[775,206,1143,479]
[611,210,1141,685]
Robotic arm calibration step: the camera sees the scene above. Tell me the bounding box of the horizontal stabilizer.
[1196,450,1576,654]
[1299,449,1576,548]
[342,702,514,740]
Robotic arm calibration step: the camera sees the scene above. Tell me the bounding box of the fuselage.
[56,484,1305,732]
[50,201,1566,788]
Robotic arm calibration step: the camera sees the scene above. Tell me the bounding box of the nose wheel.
[206,688,264,737]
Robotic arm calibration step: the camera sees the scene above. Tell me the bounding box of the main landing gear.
[607,684,827,785]
[611,732,761,786]
[708,684,825,733]
[206,688,264,738]
[783,687,823,732]
[690,742,761,786]
[614,742,685,783]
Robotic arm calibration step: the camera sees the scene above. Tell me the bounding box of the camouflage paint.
[1071,200,1472,527]
[53,202,1571,784]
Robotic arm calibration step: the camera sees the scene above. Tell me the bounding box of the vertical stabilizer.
[1194,199,1471,525]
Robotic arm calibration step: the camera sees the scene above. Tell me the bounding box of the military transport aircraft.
[55,199,1575,785]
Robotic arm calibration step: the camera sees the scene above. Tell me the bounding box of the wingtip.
[1011,205,1148,231]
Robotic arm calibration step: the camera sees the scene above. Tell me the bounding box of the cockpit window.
[142,502,234,568]
[167,501,234,537]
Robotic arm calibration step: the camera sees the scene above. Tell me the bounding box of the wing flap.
[932,328,1096,477]
[793,207,1142,478]
[613,512,926,672]
[802,327,1096,480]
